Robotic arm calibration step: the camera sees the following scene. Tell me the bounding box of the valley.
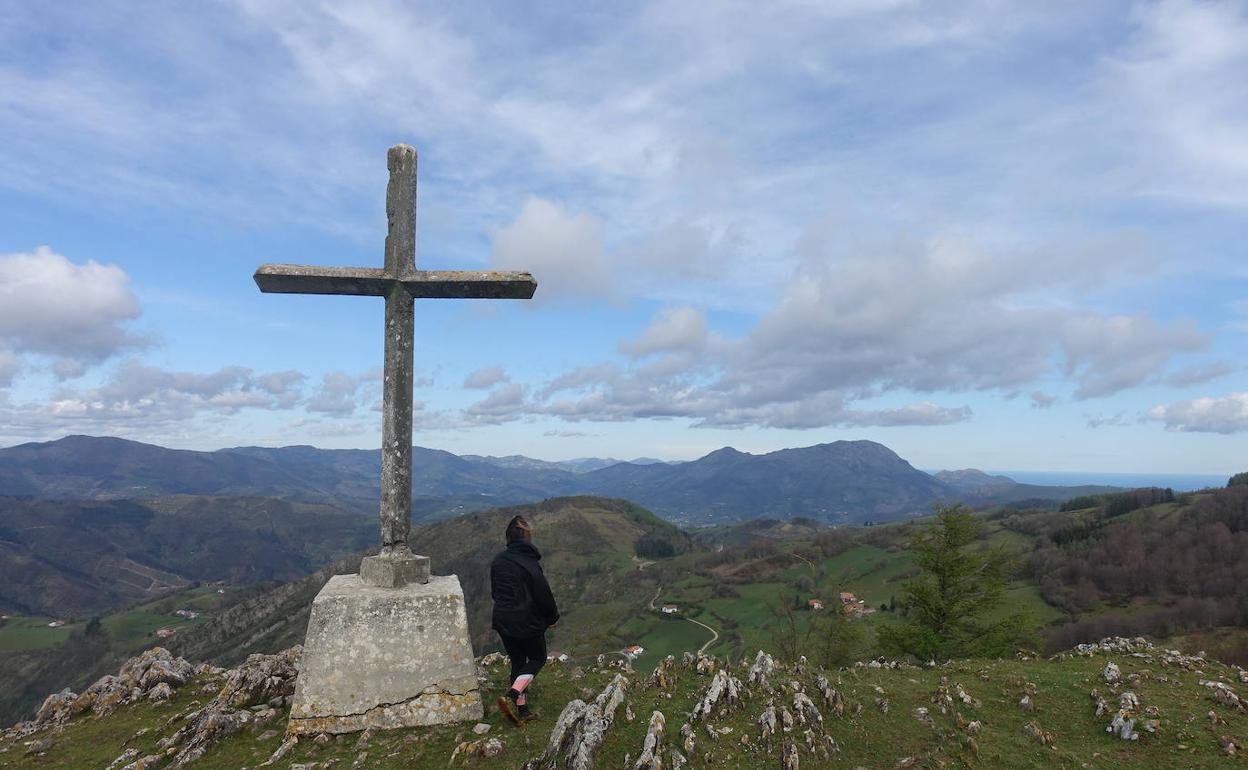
[2,434,1245,757]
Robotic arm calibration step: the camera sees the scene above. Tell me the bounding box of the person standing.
[490,514,559,725]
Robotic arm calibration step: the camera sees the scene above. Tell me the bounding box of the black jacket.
[490,541,559,639]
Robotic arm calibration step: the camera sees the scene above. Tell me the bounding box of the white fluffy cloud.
[1148,392,1248,434]
[463,365,509,389]
[481,235,1209,431]
[618,307,712,358]
[464,383,529,425]
[305,370,380,416]
[3,362,311,434]
[489,198,612,301]
[0,247,142,382]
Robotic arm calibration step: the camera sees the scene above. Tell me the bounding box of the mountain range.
[0,435,1122,526]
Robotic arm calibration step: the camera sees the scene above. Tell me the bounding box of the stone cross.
[254,144,536,587]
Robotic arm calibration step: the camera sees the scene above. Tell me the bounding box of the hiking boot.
[497,690,522,727]
[518,704,541,722]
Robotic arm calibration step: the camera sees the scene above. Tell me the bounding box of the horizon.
[2,432,1236,484]
[1,2,1246,474]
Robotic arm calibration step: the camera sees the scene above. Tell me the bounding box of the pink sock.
[511,674,534,694]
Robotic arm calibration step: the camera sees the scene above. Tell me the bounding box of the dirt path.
[687,615,720,655]
[650,584,720,655]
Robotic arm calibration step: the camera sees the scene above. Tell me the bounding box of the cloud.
[1162,361,1235,388]
[1086,412,1130,429]
[489,198,612,301]
[0,350,20,388]
[463,365,509,389]
[1102,0,1248,207]
[619,307,712,358]
[0,247,143,380]
[0,362,314,439]
[464,383,528,425]
[486,233,1211,430]
[1147,392,1248,434]
[305,370,380,416]
[727,236,1204,401]
[1030,391,1057,409]
[1062,314,1207,398]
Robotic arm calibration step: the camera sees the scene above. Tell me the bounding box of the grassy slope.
[0,619,80,654]
[5,648,1245,769]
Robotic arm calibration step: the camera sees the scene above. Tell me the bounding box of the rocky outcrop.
[2,647,203,744]
[631,710,665,770]
[524,673,629,770]
[156,647,300,770]
[690,669,743,722]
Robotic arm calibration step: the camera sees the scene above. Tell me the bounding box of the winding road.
[650,584,720,655]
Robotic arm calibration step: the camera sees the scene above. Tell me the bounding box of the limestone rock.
[1220,735,1240,756]
[680,722,695,755]
[1102,661,1121,684]
[34,689,77,725]
[1022,721,1053,745]
[692,669,744,723]
[451,736,504,762]
[1199,679,1246,711]
[793,691,822,729]
[524,674,628,770]
[648,655,677,690]
[781,737,800,770]
[148,682,174,704]
[151,650,301,770]
[632,710,665,770]
[815,676,844,716]
[106,748,140,770]
[757,701,778,748]
[217,647,299,709]
[746,651,776,688]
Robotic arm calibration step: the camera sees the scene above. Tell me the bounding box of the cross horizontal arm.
[254,264,537,299]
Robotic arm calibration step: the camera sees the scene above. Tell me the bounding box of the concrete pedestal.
[287,573,482,735]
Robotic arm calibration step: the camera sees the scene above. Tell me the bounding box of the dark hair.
[505,515,532,544]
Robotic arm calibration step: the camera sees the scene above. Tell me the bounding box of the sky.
[0,0,1245,473]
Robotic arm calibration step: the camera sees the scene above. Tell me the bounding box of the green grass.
[0,618,80,653]
[624,614,715,672]
[6,645,1245,769]
[101,610,205,646]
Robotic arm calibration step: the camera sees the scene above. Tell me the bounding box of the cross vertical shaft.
[380,145,416,552]
[253,142,537,588]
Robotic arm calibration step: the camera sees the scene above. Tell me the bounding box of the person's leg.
[499,634,525,685]
[497,634,527,725]
[514,635,547,714]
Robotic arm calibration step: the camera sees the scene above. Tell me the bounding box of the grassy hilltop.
[3,639,1245,769]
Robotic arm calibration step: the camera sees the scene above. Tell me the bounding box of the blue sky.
[0,0,1245,473]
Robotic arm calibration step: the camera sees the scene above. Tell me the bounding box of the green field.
[627,614,715,671]
[0,585,224,654]
[0,617,81,652]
